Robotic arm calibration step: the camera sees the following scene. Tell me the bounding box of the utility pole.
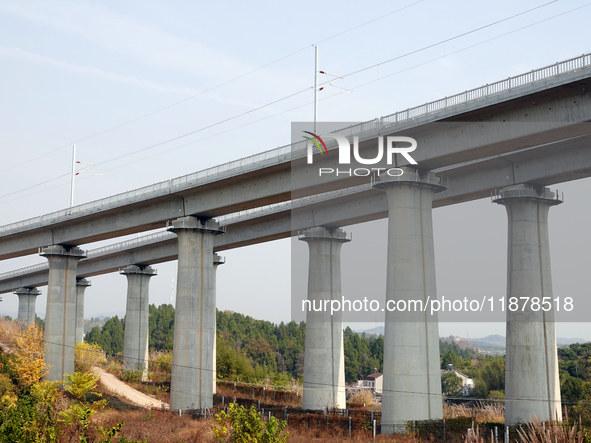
[313,45,319,134]
[70,144,76,207]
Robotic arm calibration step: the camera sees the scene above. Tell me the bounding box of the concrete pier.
[121,265,156,379]
[14,287,41,325]
[299,226,349,410]
[75,279,91,343]
[212,253,225,394]
[168,217,223,411]
[40,245,86,381]
[493,184,562,424]
[373,168,445,433]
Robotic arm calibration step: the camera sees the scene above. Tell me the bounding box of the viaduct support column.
[493,184,562,425]
[121,265,156,379]
[168,217,223,411]
[212,253,225,395]
[41,245,86,381]
[374,168,445,434]
[299,226,350,410]
[75,279,91,344]
[14,287,41,325]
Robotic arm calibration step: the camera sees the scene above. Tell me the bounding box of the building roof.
[365,372,383,380]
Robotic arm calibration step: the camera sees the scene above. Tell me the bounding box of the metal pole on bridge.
[313,45,318,134]
[70,144,76,207]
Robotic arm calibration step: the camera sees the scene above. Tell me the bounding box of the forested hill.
[84,304,478,384]
[83,304,591,405]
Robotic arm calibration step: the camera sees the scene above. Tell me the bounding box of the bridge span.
[3,53,591,431]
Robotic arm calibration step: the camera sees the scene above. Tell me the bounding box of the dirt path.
[92,367,169,410]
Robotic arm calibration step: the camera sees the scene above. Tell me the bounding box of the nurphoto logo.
[303,131,418,177]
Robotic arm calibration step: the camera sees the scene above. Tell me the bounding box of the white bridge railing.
[0,199,295,281]
[1,53,590,235]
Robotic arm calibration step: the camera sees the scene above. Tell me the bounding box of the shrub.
[75,342,107,373]
[348,389,375,406]
[10,323,47,387]
[121,370,144,383]
[149,351,173,383]
[212,402,289,443]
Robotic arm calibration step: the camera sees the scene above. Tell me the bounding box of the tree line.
[83,304,591,407]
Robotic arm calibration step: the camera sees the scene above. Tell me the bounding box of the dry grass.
[0,317,22,347]
[278,425,421,442]
[103,355,124,378]
[517,416,588,443]
[126,380,170,404]
[444,402,505,423]
[148,351,172,384]
[348,390,377,408]
[216,382,303,408]
[93,408,217,443]
[74,342,107,373]
[94,407,421,443]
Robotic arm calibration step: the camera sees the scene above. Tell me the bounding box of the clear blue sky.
[0,0,590,340]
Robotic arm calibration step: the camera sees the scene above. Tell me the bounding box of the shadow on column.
[373,167,446,434]
[168,216,224,412]
[299,226,350,410]
[41,245,86,382]
[493,184,562,425]
[121,265,157,381]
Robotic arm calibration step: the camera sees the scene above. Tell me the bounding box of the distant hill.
[355,326,384,336]
[357,328,589,347]
[557,337,589,346]
[476,334,505,345]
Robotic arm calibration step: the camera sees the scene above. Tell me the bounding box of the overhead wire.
[81,0,562,170]
[0,1,579,204]
[38,2,591,180]
[341,0,558,78]
[2,330,589,405]
[0,0,425,174]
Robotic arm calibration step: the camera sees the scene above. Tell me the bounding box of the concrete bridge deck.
[0,53,590,260]
[1,129,589,294]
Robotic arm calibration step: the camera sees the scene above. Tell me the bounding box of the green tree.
[102,316,124,354]
[441,350,462,370]
[441,372,463,397]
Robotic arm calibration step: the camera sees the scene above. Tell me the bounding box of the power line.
[0,1,578,204]
[3,332,589,405]
[87,1,561,170]
[346,3,591,93]
[341,0,558,78]
[0,1,425,174]
[47,0,591,178]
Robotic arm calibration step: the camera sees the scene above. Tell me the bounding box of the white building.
[443,364,474,396]
[363,369,383,394]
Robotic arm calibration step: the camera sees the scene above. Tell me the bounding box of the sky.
[0,0,590,340]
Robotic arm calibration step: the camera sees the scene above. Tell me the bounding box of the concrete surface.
[41,245,86,382]
[494,184,562,424]
[121,265,156,379]
[75,278,91,343]
[14,287,40,325]
[168,216,223,411]
[374,168,445,433]
[299,227,349,410]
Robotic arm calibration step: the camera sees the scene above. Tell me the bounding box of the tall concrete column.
[75,279,91,344]
[14,287,41,325]
[299,226,349,410]
[373,167,445,433]
[121,265,156,379]
[212,253,225,395]
[168,217,223,411]
[493,184,562,424]
[41,245,86,381]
